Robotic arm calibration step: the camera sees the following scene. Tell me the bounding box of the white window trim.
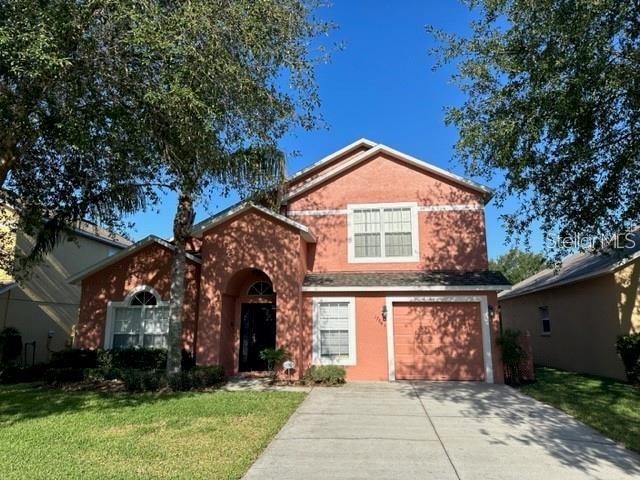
[312,297,356,366]
[347,202,419,263]
[104,285,170,349]
[385,295,494,384]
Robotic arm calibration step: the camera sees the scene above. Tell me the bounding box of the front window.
[313,298,356,365]
[349,203,418,262]
[108,288,169,349]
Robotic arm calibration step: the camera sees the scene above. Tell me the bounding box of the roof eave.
[67,235,202,285]
[286,138,377,182]
[190,202,316,242]
[282,143,494,204]
[499,248,640,301]
[302,284,511,292]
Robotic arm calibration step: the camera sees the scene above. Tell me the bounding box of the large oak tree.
[429,0,640,254]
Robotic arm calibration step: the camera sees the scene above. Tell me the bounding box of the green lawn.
[0,383,305,479]
[519,366,640,452]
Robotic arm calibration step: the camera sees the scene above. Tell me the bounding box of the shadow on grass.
[0,383,194,427]
[400,372,640,477]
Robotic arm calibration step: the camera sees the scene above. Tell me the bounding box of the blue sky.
[126,0,543,259]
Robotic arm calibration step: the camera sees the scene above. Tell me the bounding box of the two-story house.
[70,140,510,382]
[1,207,131,363]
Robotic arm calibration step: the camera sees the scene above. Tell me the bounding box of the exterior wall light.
[381,304,388,321]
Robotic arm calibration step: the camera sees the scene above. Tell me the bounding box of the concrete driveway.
[244,381,640,479]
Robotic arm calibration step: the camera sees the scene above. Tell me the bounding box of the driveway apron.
[243,381,640,480]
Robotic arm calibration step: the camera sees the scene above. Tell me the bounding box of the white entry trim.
[385,295,494,384]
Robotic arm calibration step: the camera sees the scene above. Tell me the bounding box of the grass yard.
[520,366,640,452]
[0,383,305,479]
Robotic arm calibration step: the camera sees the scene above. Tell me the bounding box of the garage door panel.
[393,302,484,381]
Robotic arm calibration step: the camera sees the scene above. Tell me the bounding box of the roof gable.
[283,143,493,204]
[67,235,202,285]
[286,138,376,184]
[191,203,315,242]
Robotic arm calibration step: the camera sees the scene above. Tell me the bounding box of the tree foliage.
[489,247,547,284]
[106,0,332,374]
[429,0,640,253]
[0,0,161,276]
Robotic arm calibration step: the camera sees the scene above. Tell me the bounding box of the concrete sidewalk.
[243,381,640,480]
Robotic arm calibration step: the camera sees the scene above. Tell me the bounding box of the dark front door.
[239,303,276,371]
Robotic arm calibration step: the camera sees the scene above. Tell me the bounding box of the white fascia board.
[283,144,494,204]
[286,138,377,182]
[302,285,512,293]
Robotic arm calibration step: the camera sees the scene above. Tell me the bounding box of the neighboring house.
[0,217,131,364]
[499,232,640,380]
[70,139,510,382]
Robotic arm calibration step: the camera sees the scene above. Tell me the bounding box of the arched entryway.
[223,268,276,372]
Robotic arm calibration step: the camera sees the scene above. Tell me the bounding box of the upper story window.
[247,281,274,296]
[347,202,419,263]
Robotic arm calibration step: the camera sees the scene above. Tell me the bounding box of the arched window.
[247,281,274,296]
[107,286,169,349]
[129,290,158,306]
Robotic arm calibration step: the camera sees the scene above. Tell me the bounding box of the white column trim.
[385,295,494,384]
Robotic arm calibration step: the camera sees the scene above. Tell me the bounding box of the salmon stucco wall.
[302,291,503,383]
[197,209,308,377]
[286,153,488,272]
[75,243,200,352]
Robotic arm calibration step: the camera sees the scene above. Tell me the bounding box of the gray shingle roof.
[500,230,640,300]
[303,271,510,289]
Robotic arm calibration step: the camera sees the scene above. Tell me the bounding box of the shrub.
[0,327,22,365]
[121,369,166,392]
[302,365,346,385]
[181,349,196,370]
[168,365,225,391]
[496,329,526,385]
[259,347,290,376]
[616,333,640,384]
[44,367,85,385]
[97,348,167,371]
[50,349,98,369]
[0,364,46,384]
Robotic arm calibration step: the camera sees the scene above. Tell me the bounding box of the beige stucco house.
[0,218,131,364]
[499,234,640,380]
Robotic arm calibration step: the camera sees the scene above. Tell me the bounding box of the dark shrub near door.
[616,333,640,384]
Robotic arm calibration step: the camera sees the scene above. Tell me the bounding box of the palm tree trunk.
[166,191,194,375]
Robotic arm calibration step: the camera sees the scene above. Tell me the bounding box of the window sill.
[348,256,419,264]
[541,333,551,337]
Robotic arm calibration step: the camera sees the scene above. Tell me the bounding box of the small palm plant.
[259,347,290,381]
